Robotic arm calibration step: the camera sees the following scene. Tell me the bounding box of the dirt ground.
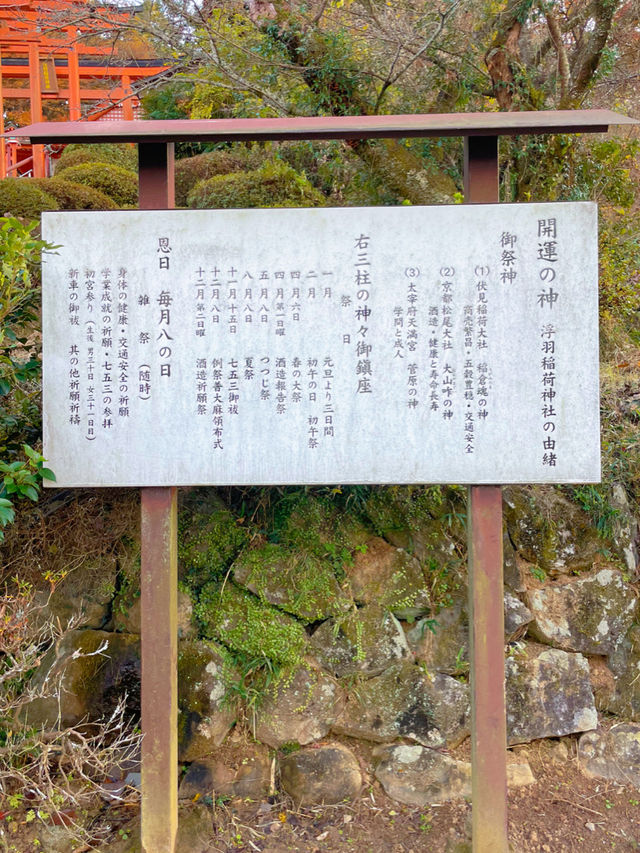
[4,732,639,852]
[201,736,640,853]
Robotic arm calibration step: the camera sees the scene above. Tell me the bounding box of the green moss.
[365,486,464,541]
[32,177,117,211]
[55,142,138,174]
[178,490,248,590]
[178,639,235,716]
[196,581,307,667]
[56,162,138,207]
[187,159,327,209]
[233,542,353,621]
[273,493,369,559]
[0,178,59,218]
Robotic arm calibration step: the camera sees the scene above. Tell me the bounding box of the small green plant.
[419,811,432,832]
[570,484,620,540]
[7,793,23,809]
[0,446,56,541]
[530,565,547,583]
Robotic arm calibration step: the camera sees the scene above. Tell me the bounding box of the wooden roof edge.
[4,109,638,143]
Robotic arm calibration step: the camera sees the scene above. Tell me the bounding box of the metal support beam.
[139,142,175,210]
[139,143,177,853]
[464,135,509,853]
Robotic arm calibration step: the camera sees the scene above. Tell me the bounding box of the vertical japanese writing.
[85,319,96,441]
[275,278,285,337]
[537,216,559,469]
[275,357,286,414]
[211,266,221,327]
[354,234,372,393]
[440,267,455,422]
[228,358,239,416]
[540,324,557,467]
[194,268,206,338]
[291,357,302,403]
[406,268,419,410]
[537,217,558,309]
[393,306,404,362]
[100,267,113,430]
[463,299,475,450]
[83,268,95,318]
[196,357,207,416]
[475,265,490,427]
[158,237,171,269]
[117,268,129,419]
[500,232,517,283]
[323,356,334,438]
[157,289,173,378]
[212,357,223,449]
[427,302,439,412]
[227,267,238,335]
[68,345,80,426]
[67,268,79,326]
[260,356,270,401]
[137,291,151,402]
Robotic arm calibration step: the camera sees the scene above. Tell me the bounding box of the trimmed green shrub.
[55,142,137,174]
[32,178,117,211]
[187,160,327,209]
[55,162,138,207]
[0,179,59,219]
[175,149,250,207]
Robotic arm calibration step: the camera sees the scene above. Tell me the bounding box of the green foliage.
[0,218,57,539]
[195,581,307,667]
[570,139,639,207]
[142,84,191,120]
[175,148,251,206]
[598,208,640,320]
[569,485,619,540]
[0,217,48,407]
[56,162,138,207]
[55,142,138,174]
[142,83,213,159]
[504,135,639,206]
[0,447,55,539]
[178,491,249,591]
[187,159,327,209]
[31,178,117,211]
[0,179,59,219]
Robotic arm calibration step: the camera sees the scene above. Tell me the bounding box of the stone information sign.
[42,203,599,486]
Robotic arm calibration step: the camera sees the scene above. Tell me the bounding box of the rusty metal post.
[139,143,178,853]
[464,135,509,853]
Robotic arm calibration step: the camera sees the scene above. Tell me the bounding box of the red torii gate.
[0,0,168,178]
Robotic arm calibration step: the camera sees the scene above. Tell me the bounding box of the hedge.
[0,179,59,219]
[55,143,137,174]
[32,178,117,211]
[54,162,138,207]
[175,149,251,207]
[187,160,326,209]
